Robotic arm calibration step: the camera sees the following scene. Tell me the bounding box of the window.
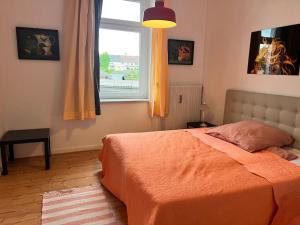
[99,0,150,101]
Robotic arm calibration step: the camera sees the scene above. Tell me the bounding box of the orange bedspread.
[100,129,300,225]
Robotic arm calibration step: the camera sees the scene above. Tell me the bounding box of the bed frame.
[223,89,300,148]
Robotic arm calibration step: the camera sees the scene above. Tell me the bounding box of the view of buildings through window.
[99,0,148,99]
[99,28,140,94]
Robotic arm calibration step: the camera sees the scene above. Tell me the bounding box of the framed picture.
[16,27,60,61]
[168,39,194,65]
[247,24,300,75]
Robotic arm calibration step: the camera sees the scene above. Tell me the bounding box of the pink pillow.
[206,120,294,152]
[266,146,298,161]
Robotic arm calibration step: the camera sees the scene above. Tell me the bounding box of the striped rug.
[42,185,119,225]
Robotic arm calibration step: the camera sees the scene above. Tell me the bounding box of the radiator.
[164,85,202,130]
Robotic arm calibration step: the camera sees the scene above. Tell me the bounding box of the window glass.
[102,0,141,22]
[99,0,149,100]
[99,29,140,94]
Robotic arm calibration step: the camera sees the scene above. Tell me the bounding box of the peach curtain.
[63,0,97,120]
[149,28,169,117]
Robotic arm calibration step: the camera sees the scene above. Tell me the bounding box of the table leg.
[44,139,50,170]
[1,145,8,175]
[9,144,14,162]
[48,136,51,157]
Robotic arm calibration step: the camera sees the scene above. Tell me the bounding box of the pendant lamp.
[142,0,176,29]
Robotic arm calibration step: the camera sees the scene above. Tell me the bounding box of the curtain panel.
[63,0,102,120]
[149,0,170,118]
[94,0,102,116]
[149,28,169,118]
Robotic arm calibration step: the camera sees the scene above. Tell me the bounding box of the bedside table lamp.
[199,103,209,127]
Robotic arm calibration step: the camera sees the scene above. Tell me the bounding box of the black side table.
[187,121,216,129]
[0,128,51,175]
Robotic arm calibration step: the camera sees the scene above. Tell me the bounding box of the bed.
[99,89,300,225]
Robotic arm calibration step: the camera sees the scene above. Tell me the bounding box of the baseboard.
[0,144,103,175]
[10,144,103,159]
[53,144,102,155]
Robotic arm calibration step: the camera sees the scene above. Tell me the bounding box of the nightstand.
[187,121,216,129]
[0,128,51,175]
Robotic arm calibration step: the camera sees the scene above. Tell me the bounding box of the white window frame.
[99,0,151,101]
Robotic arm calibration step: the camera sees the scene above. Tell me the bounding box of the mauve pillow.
[206,120,294,152]
[266,146,298,161]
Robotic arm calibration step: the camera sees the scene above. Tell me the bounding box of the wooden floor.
[0,150,127,225]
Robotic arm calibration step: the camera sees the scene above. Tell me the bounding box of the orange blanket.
[100,129,300,225]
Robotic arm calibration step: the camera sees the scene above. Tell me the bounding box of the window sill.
[100,99,150,103]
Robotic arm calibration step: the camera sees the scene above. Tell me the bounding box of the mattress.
[100,129,300,225]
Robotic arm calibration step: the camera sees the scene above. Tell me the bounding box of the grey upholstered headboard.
[224,89,300,149]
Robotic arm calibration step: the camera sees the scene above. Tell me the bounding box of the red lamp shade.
[143,1,176,29]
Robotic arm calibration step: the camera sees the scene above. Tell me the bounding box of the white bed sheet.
[285,147,300,166]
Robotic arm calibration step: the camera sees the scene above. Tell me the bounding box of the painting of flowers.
[247,24,300,75]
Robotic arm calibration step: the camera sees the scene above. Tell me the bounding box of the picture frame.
[168,39,194,65]
[16,27,60,61]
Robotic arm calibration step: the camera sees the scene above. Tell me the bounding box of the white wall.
[168,0,207,85]
[0,0,206,158]
[203,0,300,125]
